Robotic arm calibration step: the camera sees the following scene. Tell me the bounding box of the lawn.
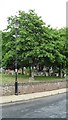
[0,73,65,85]
[0,74,29,85]
[34,76,65,81]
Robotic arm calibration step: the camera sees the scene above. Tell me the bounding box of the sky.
[0,0,67,30]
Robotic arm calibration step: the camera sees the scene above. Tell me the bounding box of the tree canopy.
[2,10,67,77]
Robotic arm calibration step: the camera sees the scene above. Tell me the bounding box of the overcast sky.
[0,0,67,30]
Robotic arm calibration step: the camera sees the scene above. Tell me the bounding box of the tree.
[2,31,15,69]
[51,28,66,77]
[0,31,2,67]
[66,27,68,75]
[2,10,45,77]
[2,10,67,78]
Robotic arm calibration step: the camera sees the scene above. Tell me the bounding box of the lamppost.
[14,19,19,95]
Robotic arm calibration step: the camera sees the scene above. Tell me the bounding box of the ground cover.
[0,73,65,85]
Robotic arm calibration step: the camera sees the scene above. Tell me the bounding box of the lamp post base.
[15,81,18,95]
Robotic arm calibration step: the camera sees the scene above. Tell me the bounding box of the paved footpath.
[0,88,66,104]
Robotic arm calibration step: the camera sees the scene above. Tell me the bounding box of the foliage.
[2,10,67,77]
[0,31,2,67]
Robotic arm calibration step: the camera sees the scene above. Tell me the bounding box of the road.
[1,93,66,118]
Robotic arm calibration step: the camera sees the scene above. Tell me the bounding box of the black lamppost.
[14,19,19,95]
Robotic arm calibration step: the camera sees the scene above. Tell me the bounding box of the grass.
[0,73,65,85]
[0,74,29,85]
[34,76,65,81]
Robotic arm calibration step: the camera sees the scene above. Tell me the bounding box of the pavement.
[0,88,66,104]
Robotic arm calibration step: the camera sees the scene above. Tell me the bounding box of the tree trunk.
[48,67,51,76]
[29,66,32,77]
[31,66,34,78]
[22,67,24,75]
[59,65,63,78]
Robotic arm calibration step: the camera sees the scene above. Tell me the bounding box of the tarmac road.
[2,93,66,118]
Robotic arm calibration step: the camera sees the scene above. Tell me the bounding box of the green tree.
[0,31,2,67]
[2,10,67,78]
[2,10,45,76]
[52,28,66,77]
[2,31,15,69]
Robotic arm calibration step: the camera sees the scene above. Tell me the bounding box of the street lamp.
[14,19,19,95]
